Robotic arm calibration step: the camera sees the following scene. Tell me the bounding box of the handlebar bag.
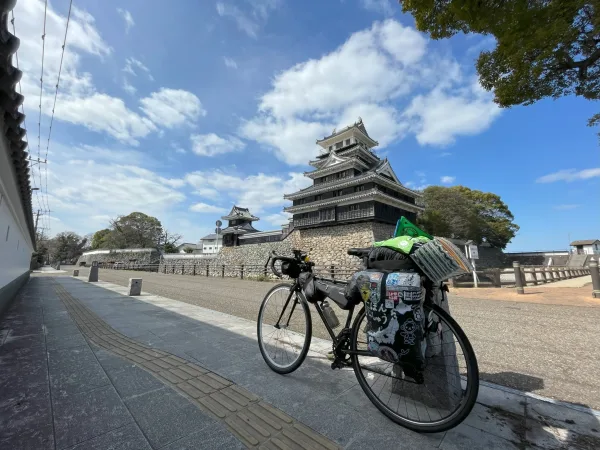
[281,260,301,278]
[346,270,427,371]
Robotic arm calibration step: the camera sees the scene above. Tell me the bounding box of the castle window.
[335,142,343,149]
[345,139,350,146]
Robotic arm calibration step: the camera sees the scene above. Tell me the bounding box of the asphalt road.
[71,266,600,411]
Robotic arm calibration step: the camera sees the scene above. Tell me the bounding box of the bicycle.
[257,248,479,433]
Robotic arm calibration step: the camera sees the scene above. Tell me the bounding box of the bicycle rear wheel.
[257,283,312,374]
[351,303,479,433]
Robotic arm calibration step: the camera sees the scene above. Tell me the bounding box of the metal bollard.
[590,261,600,299]
[513,261,524,294]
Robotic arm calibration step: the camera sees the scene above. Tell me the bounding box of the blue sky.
[15,0,599,251]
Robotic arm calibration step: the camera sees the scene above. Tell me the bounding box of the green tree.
[163,242,179,253]
[91,229,111,249]
[418,186,519,248]
[399,1,599,131]
[183,247,195,253]
[108,212,163,249]
[51,232,88,263]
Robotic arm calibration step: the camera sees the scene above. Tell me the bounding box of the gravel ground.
[69,266,600,410]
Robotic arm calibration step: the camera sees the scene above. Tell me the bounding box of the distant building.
[199,234,223,254]
[283,118,423,228]
[220,206,261,247]
[570,240,600,255]
[176,243,198,253]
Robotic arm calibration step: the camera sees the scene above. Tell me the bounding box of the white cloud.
[223,57,238,69]
[14,1,199,145]
[241,19,499,165]
[403,80,501,146]
[160,177,186,188]
[122,79,136,95]
[191,133,245,157]
[185,170,311,214]
[240,116,330,165]
[360,0,394,16]
[440,175,456,184]
[54,93,157,144]
[44,158,186,236]
[216,2,259,38]
[439,152,452,157]
[536,168,600,183]
[189,203,227,213]
[140,88,206,128]
[405,181,430,191]
[554,204,581,210]
[192,187,220,198]
[117,8,135,33]
[216,0,281,38]
[124,57,152,78]
[264,212,292,226]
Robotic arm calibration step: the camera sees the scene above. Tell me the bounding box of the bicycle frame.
[273,280,372,359]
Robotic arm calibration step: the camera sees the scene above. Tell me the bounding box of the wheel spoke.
[258,285,311,374]
[351,304,479,432]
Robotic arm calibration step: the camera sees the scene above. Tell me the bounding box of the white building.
[1,21,36,315]
[176,243,198,253]
[199,233,223,254]
[570,240,600,255]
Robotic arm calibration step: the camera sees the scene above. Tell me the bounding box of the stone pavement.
[71,266,600,408]
[1,276,600,449]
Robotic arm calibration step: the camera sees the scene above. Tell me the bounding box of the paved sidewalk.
[2,275,600,449]
[71,266,600,408]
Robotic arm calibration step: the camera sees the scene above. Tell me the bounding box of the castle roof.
[221,205,259,222]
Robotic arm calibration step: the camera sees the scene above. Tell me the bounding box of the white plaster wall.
[0,192,34,289]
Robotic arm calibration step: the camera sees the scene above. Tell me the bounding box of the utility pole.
[34,209,42,234]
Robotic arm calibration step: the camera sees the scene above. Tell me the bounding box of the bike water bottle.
[322,301,340,329]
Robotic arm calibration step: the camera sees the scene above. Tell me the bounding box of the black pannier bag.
[345,270,427,371]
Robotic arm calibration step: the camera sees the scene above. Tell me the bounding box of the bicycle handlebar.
[270,255,282,278]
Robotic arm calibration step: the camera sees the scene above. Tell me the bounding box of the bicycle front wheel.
[257,283,312,374]
[351,303,479,433]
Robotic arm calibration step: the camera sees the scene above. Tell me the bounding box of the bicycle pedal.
[330,359,344,370]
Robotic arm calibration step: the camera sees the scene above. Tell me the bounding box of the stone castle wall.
[158,241,294,279]
[77,249,160,266]
[291,222,396,271]
[157,223,394,279]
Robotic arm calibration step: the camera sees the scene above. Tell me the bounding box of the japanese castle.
[220,206,261,247]
[284,119,423,228]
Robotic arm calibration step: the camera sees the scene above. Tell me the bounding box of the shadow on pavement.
[481,371,544,392]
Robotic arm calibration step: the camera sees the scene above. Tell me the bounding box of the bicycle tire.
[351,303,479,433]
[257,283,312,374]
